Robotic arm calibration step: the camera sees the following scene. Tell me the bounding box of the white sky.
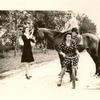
[0,0,100,35]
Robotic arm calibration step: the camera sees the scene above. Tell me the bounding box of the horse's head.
[33,27,45,43]
[32,26,39,43]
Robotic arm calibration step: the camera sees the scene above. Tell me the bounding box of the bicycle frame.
[57,55,78,89]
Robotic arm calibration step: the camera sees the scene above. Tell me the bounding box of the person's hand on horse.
[59,52,66,58]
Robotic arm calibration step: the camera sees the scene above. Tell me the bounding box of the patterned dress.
[21,35,35,63]
[57,39,79,68]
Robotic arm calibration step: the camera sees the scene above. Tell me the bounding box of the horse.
[33,27,100,76]
[33,27,48,53]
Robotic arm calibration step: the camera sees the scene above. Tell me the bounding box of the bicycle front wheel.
[71,68,76,89]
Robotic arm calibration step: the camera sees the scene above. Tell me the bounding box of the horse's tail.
[98,39,100,57]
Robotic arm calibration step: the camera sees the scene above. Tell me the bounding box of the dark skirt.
[21,50,34,63]
[21,35,34,63]
[61,55,79,68]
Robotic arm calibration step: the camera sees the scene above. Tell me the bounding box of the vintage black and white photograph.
[0,0,100,100]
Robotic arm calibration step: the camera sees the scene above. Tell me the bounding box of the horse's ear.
[77,34,83,44]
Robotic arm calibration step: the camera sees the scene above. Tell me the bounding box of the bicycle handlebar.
[65,55,79,59]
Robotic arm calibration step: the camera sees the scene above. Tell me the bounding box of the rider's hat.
[66,10,75,17]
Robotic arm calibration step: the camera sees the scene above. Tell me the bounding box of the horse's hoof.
[57,83,61,87]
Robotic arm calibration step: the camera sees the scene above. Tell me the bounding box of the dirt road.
[0,50,100,100]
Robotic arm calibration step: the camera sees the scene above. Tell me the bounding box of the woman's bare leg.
[25,63,32,79]
[57,67,66,86]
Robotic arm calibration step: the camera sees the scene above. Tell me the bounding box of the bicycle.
[57,55,79,89]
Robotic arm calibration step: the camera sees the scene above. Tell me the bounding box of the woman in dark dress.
[21,27,35,79]
[56,32,80,86]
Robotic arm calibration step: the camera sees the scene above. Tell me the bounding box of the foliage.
[0,11,9,26]
[32,11,66,30]
[0,10,97,54]
[0,10,97,33]
[31,11,96,33]
[76,14,96,34]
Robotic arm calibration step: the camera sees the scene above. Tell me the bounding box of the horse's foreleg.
[43,39,48,54]
[87,50,100,76]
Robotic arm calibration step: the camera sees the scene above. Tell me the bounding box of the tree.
[76,14,96,34]
[0,11,9,26]
[0,11,33,56]
[0,10,97,54]
[31,11,66,30]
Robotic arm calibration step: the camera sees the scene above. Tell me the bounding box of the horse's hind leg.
[57,67,66,86]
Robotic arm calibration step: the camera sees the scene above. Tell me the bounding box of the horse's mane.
[38,28,64,38]
[36,28,65,46]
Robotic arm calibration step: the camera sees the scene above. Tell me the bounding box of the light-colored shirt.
[61,17,79,32]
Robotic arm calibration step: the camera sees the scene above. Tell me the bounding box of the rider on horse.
[61,10,83,50]
[61,10,79,36]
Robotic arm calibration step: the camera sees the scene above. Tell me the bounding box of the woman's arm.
[59,51,66,57]
[67,18,79,32]
[61,21,70,32]
[29,38,36,43]
[29,34,36,43]
[72,40,80,57]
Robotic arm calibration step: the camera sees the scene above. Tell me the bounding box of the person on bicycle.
[57,32,80,83]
